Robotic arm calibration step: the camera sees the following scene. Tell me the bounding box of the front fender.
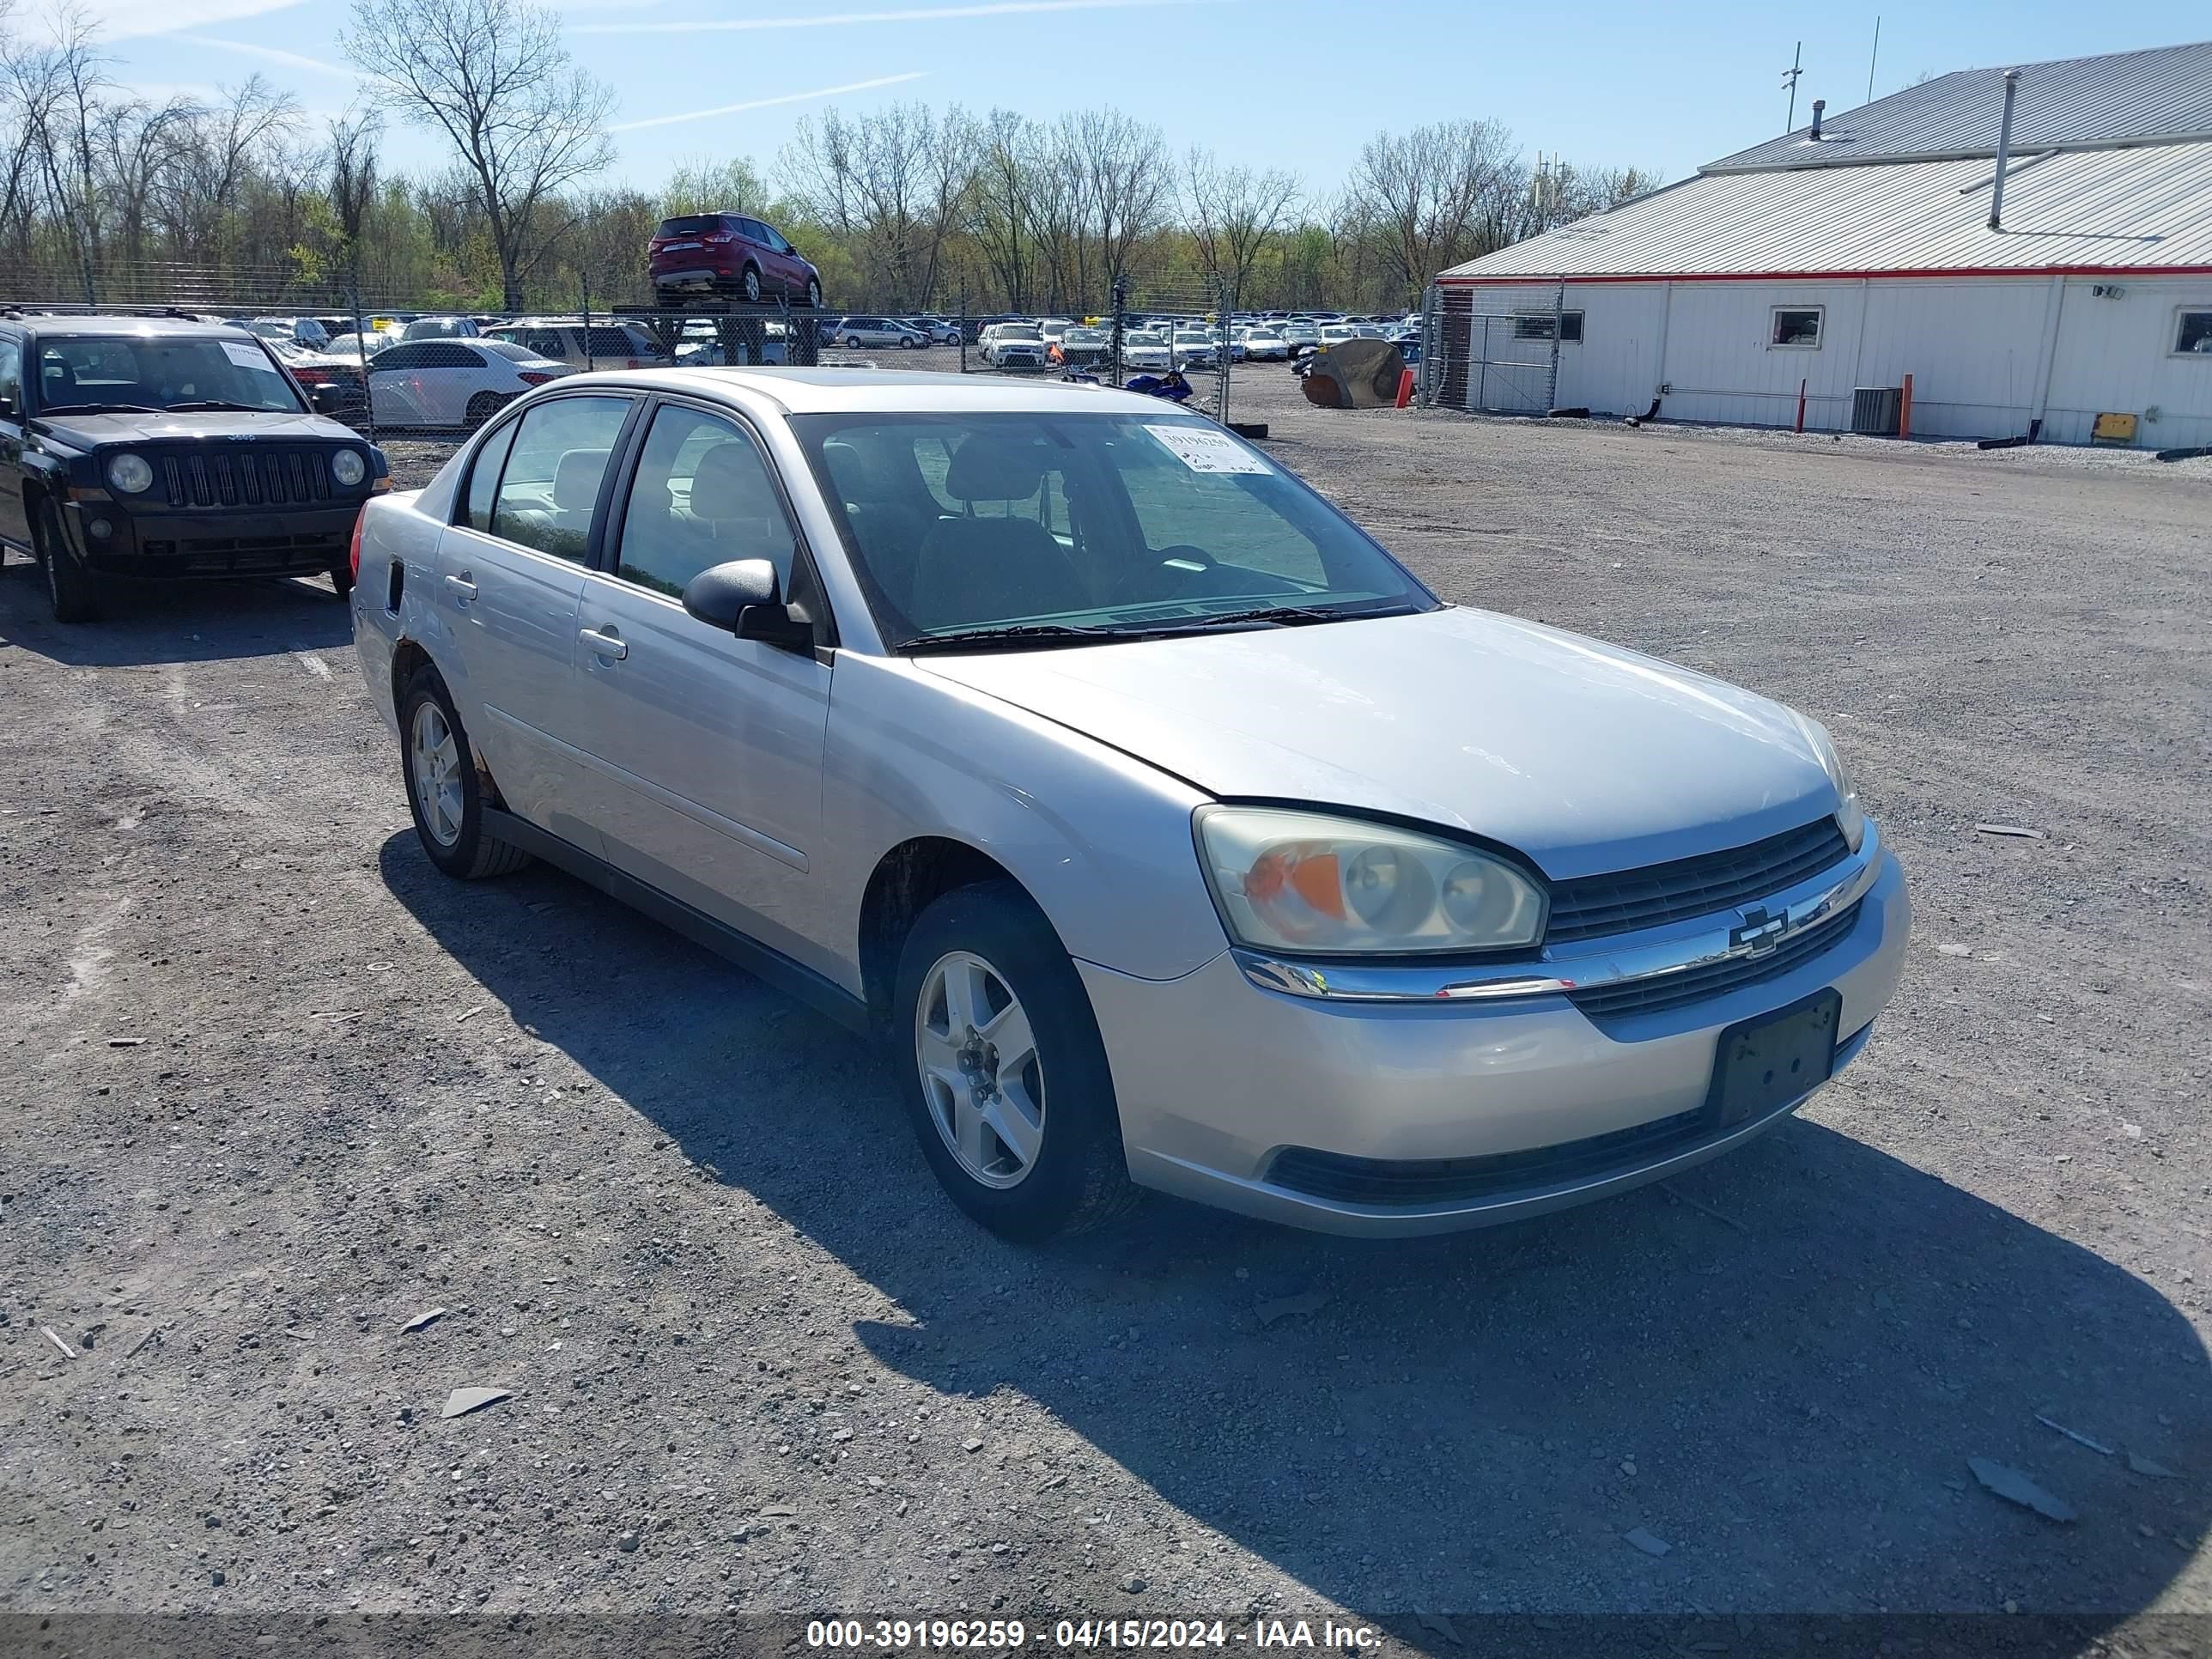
[818,653,1227,984]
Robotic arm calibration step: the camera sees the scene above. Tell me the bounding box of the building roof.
[1709,40,2212,173]
[1438,138,2212,283]
[1440,39,2212,286]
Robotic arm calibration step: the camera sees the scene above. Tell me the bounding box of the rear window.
[586,326,653,356]
[657,216,718,237]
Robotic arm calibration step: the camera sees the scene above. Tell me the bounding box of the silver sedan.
[351,370,1908,1241]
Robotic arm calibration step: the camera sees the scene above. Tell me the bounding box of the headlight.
[1195,806,1547,955]
[331,448,367,487]
[1797,716,1866,854]
[106,453,153,494]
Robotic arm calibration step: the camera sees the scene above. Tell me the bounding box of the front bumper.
[68,499,361,580]
[1079,846,1909,1237]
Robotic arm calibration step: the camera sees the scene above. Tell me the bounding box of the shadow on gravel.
[381,831,2209,1615]
[0,554,350,665]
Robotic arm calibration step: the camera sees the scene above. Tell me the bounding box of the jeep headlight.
[107,453,154,495]
[1195,806,1547,955]
[1797,716,1866,853]
[331,448,367,487]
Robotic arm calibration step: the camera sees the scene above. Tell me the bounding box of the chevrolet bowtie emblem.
[1730,905,1789,957]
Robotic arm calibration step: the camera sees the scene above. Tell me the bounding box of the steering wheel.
[1103,543,1213,605]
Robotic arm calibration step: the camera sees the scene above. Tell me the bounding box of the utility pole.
[1784,41,1804,132]
[1867,17,1881,104]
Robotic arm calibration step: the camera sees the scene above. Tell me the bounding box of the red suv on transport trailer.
[648,213,823,308]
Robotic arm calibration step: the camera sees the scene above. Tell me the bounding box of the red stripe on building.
[1438,264,2212,288]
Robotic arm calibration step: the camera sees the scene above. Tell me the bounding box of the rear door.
[565,398,836,977]
[434,392,637,841]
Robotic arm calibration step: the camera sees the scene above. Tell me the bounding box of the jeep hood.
[918,606,1842,880]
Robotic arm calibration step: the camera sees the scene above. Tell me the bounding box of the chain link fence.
[1417,282,1565,416]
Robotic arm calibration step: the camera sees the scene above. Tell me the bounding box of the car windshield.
[33,335,306,415]
[997,327,1042,342]
[795,411,1436,650]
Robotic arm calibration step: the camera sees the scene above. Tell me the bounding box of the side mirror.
[682,558,813,650]
[307,382,354,416]
[0,393,16,421]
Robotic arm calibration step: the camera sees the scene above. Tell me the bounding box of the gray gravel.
[2,368,2207,1624]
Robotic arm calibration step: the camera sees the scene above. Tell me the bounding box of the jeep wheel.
[33,499,102,623]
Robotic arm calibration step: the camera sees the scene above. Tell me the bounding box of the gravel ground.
[3,365,2208,1632]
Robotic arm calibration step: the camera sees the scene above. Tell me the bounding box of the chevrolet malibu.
[349,371,1908,1241]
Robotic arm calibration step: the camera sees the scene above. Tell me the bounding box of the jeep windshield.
[34,335,307,416]
[796,411,1437,651]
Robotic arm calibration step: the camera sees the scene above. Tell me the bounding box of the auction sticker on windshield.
[1146,423,1270,475]
[222,342,282,373]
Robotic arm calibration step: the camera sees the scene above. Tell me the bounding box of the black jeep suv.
[0,312,388,622]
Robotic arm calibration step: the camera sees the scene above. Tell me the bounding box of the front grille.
[1546,818,1850,945]
[1567,900,1862,1022]
[140,530,345,574]
[158,447,336,510]
[1268,1106,1711,1207]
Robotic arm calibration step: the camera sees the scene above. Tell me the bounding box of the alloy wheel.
[410,700,465,848]
[914,950,1044,1188]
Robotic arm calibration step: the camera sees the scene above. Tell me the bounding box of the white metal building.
[1435,40,2212,447]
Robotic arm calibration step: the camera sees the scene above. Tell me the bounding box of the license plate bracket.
[1706,989,1841,1129]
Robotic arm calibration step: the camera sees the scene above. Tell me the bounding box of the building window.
[1770,307,1824,348]
[2176,309,2212,356]
[1513,311,1583,343]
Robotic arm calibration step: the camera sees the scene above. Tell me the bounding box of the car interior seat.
[908,436,1082,633]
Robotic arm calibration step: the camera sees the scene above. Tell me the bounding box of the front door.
[0,337,27,549]
[434,392,635,842]
[566,399,835,978]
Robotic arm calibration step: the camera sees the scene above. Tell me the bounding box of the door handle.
[579,626,627,659]
[445,573,477,600]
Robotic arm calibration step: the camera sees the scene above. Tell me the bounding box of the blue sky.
[82,0,2212,198]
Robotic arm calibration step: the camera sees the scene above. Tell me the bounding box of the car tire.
[327,559,355,602]
[805,279,822,309]
[845,335,863,349]
[464,392,504,431]
[33,497,102,623]
[742,266,763,303]
[893,880,1142,1242]
[398,665,532,881]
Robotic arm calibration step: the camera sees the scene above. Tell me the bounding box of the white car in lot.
[1171,330,1219,368]
[1121,331,1173,372]
[365,337,572,429]
[1239,327,1290,362]
[832,316,927,350]
[981,325,1049,369]
[349,368,1906,1242]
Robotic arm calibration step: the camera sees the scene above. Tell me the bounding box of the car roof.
[556,367,1196,417]
[7,314,255,340]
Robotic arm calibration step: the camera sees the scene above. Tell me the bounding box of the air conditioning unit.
[1851,386,1903,436]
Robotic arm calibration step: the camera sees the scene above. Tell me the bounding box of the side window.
[436,343,483,369]
[459,417,519,531]
[616,405,796,599]
[488,395,633,563]
[2175,309,2212,355]
[370,343,420,372]
[0,340,21,411]
[526,330,565,358]
[735,218,764,245]
[1771,307,1823,348]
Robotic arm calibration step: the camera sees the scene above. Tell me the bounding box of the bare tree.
[1063,108,1167,308]
[343,0,613,311]
[190,75,300,269]
[1346,118,1521,303]
[779,101,975,307]
[662,155,770,217]
[325,106,382,282]
[1183,146,1297,304]
[967,107,1036,312]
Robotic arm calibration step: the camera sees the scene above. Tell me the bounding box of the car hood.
[918,606,1840,880]
[33,410,353,447]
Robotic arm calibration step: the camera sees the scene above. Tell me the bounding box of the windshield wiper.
[38,401,163,415]
[1145,603,1415,632]
[904,623,1133,653]
[164,400,275,412]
